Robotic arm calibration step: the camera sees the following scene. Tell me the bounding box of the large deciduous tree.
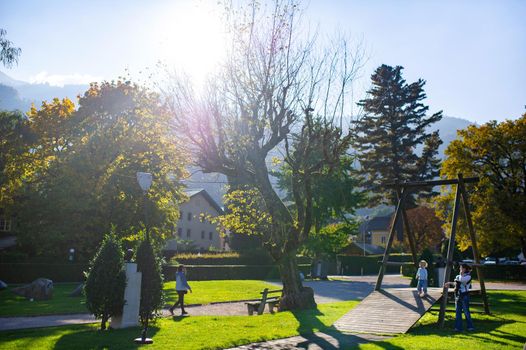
[437,114,526,255]
[166,1,363,310]
[4,81,187,259]
[404,206,444,254]
[352,64,443,206]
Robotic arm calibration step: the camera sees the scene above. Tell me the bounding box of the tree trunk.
[100,315,108,330]
[277,252,316,311]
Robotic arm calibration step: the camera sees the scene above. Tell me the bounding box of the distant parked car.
[461,259,474,264]
[498,257,508,264]
[503,260,520,265]
[483,257,497,265]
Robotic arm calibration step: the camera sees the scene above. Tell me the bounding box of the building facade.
[174,189,227,251]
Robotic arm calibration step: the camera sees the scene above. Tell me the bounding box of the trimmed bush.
[84,234,126,330]
[337,254,413,275]
[163,264,311,281]
[172,252,311,266]
[136,239,164,340]
[0,263,88,283]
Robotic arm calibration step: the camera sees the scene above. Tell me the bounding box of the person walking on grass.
[169,265,192,316]
[416,260,428,297]
[444,263,474,332]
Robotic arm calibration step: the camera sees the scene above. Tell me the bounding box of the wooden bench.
[245,288,282,315]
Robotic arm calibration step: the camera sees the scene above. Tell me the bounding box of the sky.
[1,0,525,123]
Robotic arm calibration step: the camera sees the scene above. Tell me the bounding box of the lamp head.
[136,172,152,192]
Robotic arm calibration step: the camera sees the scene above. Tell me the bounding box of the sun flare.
[154,2,227,87]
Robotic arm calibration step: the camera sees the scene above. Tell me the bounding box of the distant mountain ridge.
[0,71,88,111]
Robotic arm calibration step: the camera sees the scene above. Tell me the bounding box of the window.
[186,229,191,238]
[179,211,183,220]
[177,227,182,237]
[187,212,192,221]
[209,232,213,240]
[381,236,386,244]
[0,218,11,232]
[201,230,205,239]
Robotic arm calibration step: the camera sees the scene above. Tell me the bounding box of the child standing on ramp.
[416,260,428,297]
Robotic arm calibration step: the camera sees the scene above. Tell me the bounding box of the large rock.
[11,278,53,300]
[0,279,7,291]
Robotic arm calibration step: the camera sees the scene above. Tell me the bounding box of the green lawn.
[0,301,357,350]
[0,280,279,317]
[0,291,524,349]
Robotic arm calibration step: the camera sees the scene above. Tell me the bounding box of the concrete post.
[111,262,142,329]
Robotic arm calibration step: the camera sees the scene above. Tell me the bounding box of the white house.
[170,189,227,251]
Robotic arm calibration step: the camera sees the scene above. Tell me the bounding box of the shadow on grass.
[290,307,404,350]
[52,324,160,350]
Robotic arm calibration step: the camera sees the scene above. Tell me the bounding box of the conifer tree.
[84,233,126,330]
[353,64,442,205]
[136,238,164,342]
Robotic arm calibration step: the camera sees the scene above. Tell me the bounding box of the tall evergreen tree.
[353,64,442,205]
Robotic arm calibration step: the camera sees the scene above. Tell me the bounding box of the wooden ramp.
[334,288,442,335]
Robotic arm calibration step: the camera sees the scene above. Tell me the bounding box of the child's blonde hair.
[419,260,428,268]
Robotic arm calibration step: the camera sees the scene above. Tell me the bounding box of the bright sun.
[154,2,227,87]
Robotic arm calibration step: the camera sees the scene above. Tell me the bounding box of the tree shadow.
[289,307,405,350]
[52,324,160,350]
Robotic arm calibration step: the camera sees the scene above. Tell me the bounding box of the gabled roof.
[184,188,223,214]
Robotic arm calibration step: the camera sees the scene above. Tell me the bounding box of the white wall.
[175,193,225,250]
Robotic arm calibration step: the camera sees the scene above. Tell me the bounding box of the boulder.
[11,278,53,300]
[69,283,84,297]
[0,279,7,291]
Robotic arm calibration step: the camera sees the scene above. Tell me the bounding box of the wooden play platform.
[334,288,443,335]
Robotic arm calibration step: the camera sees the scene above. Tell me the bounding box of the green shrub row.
[163,264,311,281]
[0,263,89,283]
[172,252,311,266]
[337,254,413,275]
[401,263,526,282]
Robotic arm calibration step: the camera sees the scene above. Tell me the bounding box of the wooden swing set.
[374,173,490,327]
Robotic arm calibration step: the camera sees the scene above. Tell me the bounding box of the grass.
[0,280,279,317]
[1,291,525,349]
[0,301,357,350]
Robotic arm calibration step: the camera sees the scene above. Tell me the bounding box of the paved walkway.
[225,332,391,350]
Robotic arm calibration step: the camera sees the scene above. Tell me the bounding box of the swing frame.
[374,173,490,327]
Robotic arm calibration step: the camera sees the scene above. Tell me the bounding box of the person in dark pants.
[445,263,474,331]
[169,265,192,316]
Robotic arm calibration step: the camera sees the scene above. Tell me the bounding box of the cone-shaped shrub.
[136,238,164,337]
[84,234,126,330]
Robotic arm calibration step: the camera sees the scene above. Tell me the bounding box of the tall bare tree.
[165,0,363,310]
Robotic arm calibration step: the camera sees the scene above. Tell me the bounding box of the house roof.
[184,188,223,214]
[360,213,403,240]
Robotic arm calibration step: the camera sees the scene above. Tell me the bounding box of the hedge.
[163,264,312,281]
[337,254,413,275]
[172,253,311,266]
[0,263,89,283]
[401,264,526,282]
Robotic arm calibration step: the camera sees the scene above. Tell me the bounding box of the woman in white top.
[444,263,474,331]
[169,265,192,316]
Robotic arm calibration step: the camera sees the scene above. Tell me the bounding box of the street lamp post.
[136,172,152,241]
[135,172,153,345]
[363,215,369,256]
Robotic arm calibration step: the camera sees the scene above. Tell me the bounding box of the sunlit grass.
[0,280,279,317]
[0,301,357,350]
